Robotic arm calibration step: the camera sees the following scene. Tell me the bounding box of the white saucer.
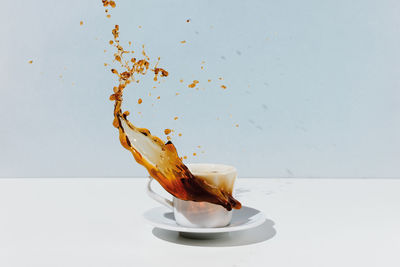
[143,206,266,238]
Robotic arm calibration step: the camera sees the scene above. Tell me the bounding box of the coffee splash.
[103,1,241,210]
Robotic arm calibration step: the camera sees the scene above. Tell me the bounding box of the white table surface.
[0,178,399,267]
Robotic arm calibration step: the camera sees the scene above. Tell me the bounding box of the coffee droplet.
[188,80,199,88]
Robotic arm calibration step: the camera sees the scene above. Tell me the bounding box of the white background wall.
[0,0,399,178]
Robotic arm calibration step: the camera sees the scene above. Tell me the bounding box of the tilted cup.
[147,163,237,228]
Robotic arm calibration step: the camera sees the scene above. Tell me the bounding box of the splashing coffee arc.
[105,3,241,211]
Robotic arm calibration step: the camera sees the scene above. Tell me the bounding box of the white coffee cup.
[147,163,237,228]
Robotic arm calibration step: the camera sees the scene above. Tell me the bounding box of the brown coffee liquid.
[103,2,241,211]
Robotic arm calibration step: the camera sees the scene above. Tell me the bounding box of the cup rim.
[186,163,237,175]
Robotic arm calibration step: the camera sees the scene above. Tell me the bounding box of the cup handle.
[146,177,174,210]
